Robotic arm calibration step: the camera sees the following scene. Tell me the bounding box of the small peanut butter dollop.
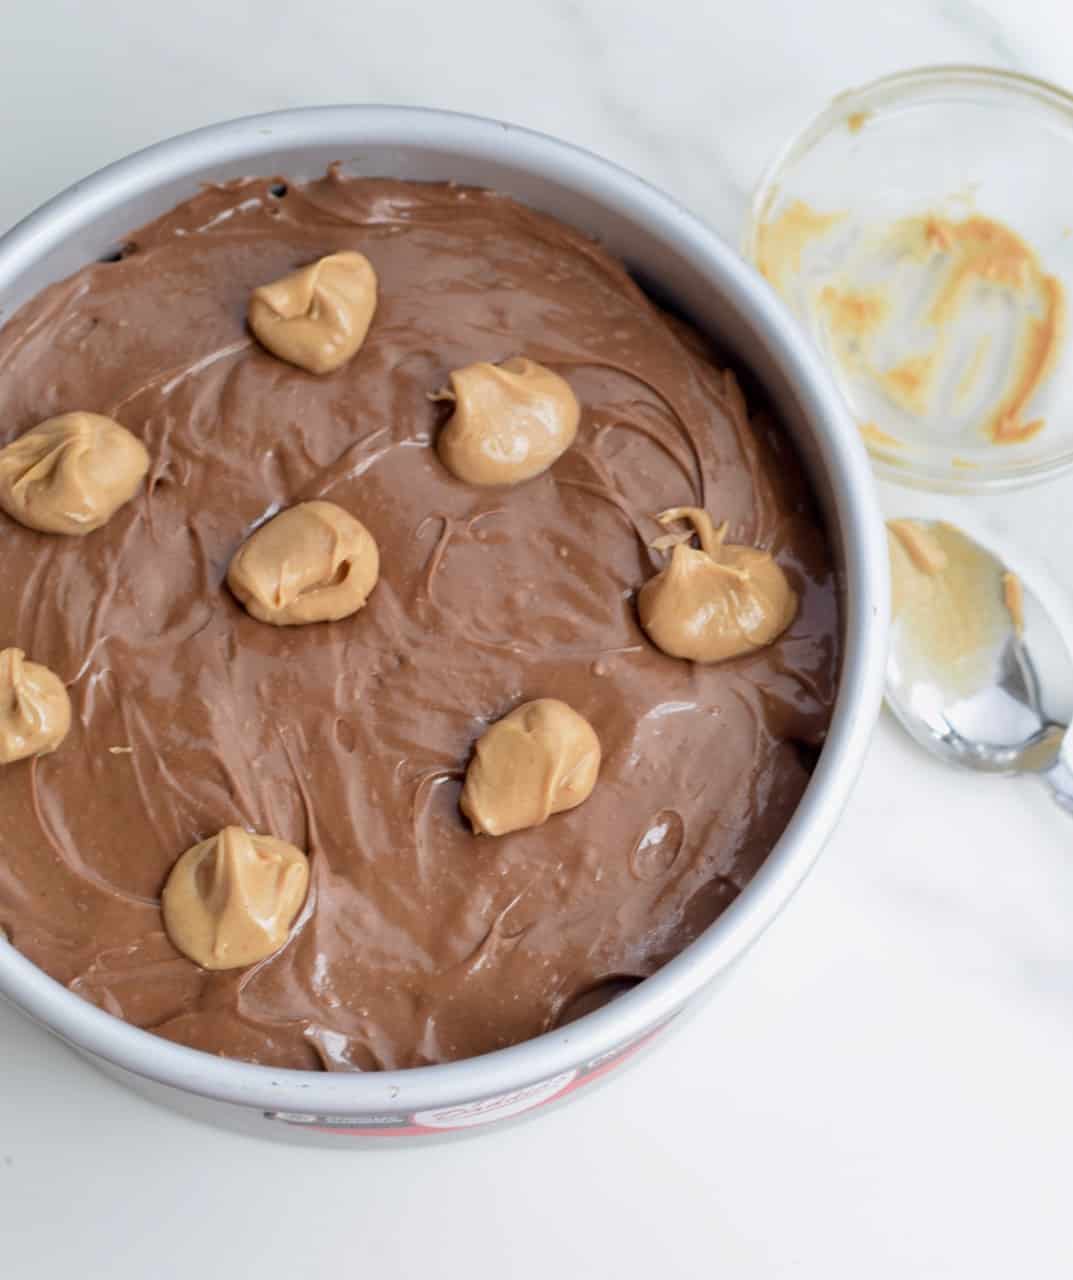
[461,698,601,837]
[0,412,149,535]
[227,500,380,626]
[248,251,378,375]
[638,508,797,664]
[435,356,580,486]
[162,827,310,970]
[0,648,71,764]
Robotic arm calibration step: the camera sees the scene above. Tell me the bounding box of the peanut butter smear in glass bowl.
[758,205,1065,453]
[748,66,1073,491]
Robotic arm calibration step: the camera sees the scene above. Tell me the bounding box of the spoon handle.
[1043,756,1073,815]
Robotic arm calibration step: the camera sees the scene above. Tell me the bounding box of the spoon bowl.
[885,518,1073,810]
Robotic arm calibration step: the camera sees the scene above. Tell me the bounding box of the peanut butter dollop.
[435,356,580,486]
[0,412,149,536]
[638,508,797,664]
[248,251,378,375]
[0,648,71,764]
[227,500,380,626]
[461,698,601,837]
[162,826,310,971]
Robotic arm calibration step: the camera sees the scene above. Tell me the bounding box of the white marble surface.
[1,1,1071,1276]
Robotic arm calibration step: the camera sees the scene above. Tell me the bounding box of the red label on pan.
[267,1022,667,1136]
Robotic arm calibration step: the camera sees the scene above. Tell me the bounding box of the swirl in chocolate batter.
[0,172,839,1070]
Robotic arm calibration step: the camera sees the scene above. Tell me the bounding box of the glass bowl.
[746,65,1073,493]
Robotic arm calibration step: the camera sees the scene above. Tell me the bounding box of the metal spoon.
[884,518,1073,814]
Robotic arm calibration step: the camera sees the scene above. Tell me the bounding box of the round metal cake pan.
[0,105,888,1144]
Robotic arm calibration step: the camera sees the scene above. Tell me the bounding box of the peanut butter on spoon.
[638,507,797,664]
[884,518,1073,812]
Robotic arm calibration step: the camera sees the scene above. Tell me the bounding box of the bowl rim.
[0,104,888,1115]
[744,63,1073,494]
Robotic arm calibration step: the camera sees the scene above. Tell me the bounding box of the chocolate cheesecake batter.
[0,172,840,1070]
